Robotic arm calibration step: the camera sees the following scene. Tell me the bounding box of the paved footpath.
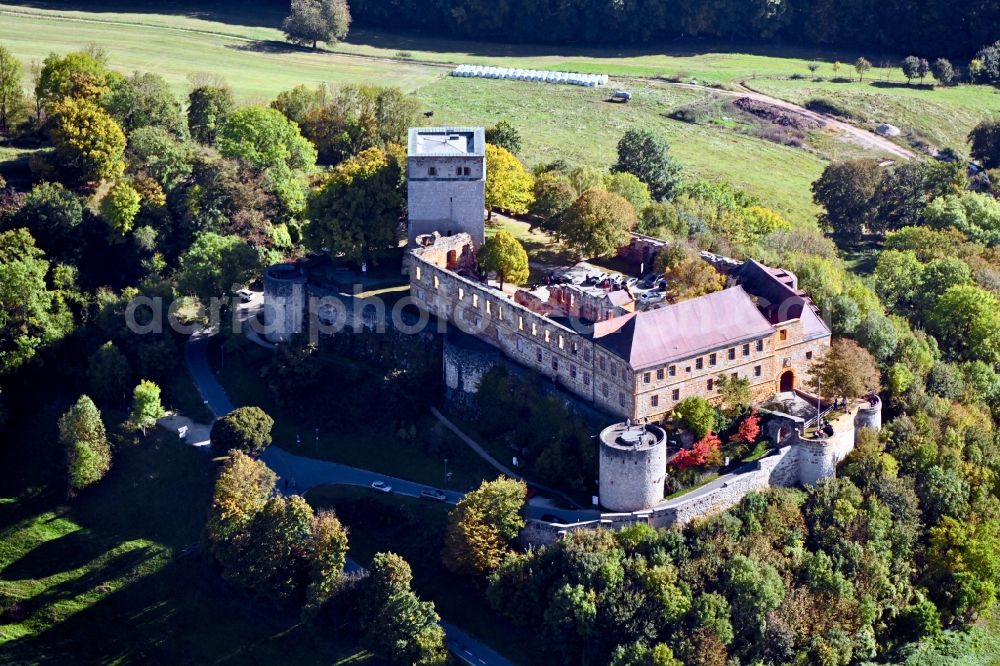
[183,330,511,665]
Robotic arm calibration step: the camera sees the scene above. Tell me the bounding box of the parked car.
[420,488,447,502]
[638,291,665,304]
[235,289,254,303]
[625,277,639,288]
[370,480,392,494]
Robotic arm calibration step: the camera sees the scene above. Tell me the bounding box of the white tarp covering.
[452,64,607,87]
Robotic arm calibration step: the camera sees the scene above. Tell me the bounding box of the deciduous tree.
[810,338,880,400]
[854,57,872,82]
[604,171,652,212]
[101,180,141,235]
[931,58,954,85]
[485,119,522,154]
[210,406,275,457]
[187,85,234,145]
[811,159,882,237]
[304,146,404,263]
[478,230,529,289]
[58,395,111,491]
[48,97,126,182]
[559,188,637,258]
[282,0,352,48]
[305,510,350,612]
[969,120,1000,170]
[361,552,448,665]
[207,450,277,563]
[529,170,576,232]
[612,129,682,201]
[104,71,185,136]
[443,476,526,576]
[673,396,715,439]
[928,284,1000,364]
[35,51,109,109]
[0,228,72,375]
[128,379,164,434]
[485,143,534,219]
[662,251,725,300]
[0,46,25,136]
[176,232,259,299]
[87,340,131,405]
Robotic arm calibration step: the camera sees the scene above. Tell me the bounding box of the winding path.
[654,78,915,160]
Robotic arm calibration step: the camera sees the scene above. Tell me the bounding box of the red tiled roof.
[592,287,776,369]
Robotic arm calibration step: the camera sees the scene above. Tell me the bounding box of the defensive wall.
[520,396,881,547]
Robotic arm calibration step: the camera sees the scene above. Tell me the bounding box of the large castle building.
[409,236,831,423]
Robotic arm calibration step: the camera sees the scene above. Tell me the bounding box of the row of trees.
[345,0,1000,58]
[206,451,447,664]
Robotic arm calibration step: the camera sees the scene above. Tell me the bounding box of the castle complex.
[265,126,870,521]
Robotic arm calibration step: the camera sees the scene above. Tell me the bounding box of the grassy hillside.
[746,78,1000,157]
[419,76,829,223]
[0,429,369,665]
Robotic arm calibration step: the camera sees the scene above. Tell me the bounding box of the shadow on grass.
[1,0,286,27]
[871,81,936,90]
[225,39,320,55]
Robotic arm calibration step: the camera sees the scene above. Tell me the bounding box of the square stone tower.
[407,127,486,247]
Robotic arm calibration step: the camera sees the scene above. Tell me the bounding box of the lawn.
[210,334,499,491]
[306,485,540,665]
[0,429,369,665]
[421,76,827,223]
[0,4,446,98]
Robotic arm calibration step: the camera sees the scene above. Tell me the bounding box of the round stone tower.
[599,422,667,513]
[263,263,307,343]
[853,395,882,442]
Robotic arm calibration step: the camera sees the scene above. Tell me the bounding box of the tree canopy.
[559,189,637,258]
[443,476,526,576]
[810,338,881,400]
[478,230,529,289]
[304,146,404,263]
[485,144,534,218]
[612,129,682,201]
[58,395,111,491]
[210,406,275,457]
[282,0,352,48]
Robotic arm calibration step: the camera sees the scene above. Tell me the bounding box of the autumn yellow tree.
[206,451,277,566]
[662,250,725,301]
[48,97,126,183]
[485,143,534,221]
[479,230,529,289]
[443,476,526,576]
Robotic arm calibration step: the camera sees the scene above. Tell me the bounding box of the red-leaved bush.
[671,433,723,470]
[730,411,761,445]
